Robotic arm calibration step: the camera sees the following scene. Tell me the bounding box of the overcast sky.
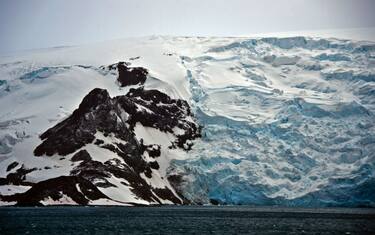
[0,0,374,54]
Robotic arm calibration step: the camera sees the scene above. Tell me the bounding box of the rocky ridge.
[0,62,201,206]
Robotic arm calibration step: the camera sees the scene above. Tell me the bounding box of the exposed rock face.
[0,165,36,186]
[71,150,92,162]
[0,176,108,206]
[0,60,200,206]
[97,61,148,88]
[13,75,200,205]
[34,88,118,156]
[117,62,148,87]
[100,61,148,87]
[6,162,19,172]
[34,87,200,157]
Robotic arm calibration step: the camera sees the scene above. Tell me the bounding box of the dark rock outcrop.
[117,62,147,87]
[98,61,147,87]
[71,150,92,162]
[0,165,36,186]
[6,161,19,172]
[34,87,200,157]
[101,61,148,87]
[34,88,113,156]
[29,82,200,205]
[129,56,140,61]
[4,61,201,206]
[0,176,108,206]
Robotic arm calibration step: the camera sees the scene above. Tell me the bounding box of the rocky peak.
[117,62,148,87]
[77,88,111,114]
[26,71,200,205]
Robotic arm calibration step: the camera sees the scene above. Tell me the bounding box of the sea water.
[0,206,374,234]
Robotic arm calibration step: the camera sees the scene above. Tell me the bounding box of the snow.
[134,123,176,146]
[40,193,78,206]
[97,175,150,205]
[168,34,375,206]
[0,185,31,196]
[0,201,16,206]
[244,27,375,42]
[84,144,122,164]
[1,30,375,206]
[133,123,186,203]
[89,198,132,206]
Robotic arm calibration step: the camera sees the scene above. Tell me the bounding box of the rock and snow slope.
[0,35,375,206]
[0,60,200,206]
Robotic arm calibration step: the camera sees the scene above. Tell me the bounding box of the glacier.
[169,36,375,207]
[0,35,375,206]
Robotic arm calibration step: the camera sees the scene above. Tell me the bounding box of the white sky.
[0,0,374,53]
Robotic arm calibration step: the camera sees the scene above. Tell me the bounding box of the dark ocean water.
[0,206,374,234]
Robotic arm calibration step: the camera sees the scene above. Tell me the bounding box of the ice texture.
[169,36,375,207]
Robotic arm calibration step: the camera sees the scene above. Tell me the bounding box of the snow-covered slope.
[0,35,374,207]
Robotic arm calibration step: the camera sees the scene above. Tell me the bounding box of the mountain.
[0,35,374,207]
